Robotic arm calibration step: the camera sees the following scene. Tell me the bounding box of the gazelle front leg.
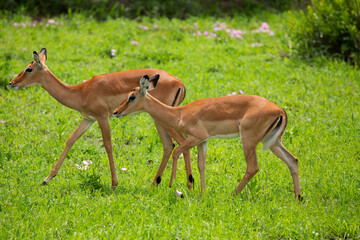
[169,136,201,189]
[152,121,194,189]
[197,141,208,195]
[164,125,194,190]
[42,118,94,185]
[96,116,118,190]
[151,121,175,185]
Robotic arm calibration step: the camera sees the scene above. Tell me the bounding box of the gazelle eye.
[25,68,33,73]
[128,94,136,102]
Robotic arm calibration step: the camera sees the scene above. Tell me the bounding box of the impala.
[113,75,302,199]
[9,48,195,190]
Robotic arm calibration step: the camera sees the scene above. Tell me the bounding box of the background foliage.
[291,0,360,66]
[2,0,359,65]
[1,0,310,19]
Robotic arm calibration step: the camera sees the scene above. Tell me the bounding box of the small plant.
[78,170,105,195]
[291,0,360,66]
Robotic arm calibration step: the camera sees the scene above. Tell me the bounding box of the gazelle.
[113,75,302,199]
[9,48,195,190]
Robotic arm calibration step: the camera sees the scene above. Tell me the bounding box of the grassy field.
[1,12,360,239]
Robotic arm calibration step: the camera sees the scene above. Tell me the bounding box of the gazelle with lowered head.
[9,48,194,190]
[113,75,302,199]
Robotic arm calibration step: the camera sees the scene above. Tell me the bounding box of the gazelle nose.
[113,111,118,115]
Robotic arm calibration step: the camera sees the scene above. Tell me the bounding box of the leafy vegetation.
[1,0,307,19]
[291,0,360,66]
[1,11,359,239]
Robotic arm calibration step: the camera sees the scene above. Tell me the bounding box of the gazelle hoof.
[298,195,304,202]
[175,190,184,198]
[156,176,161,184]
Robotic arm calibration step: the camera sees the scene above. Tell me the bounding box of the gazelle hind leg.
[233,135,259,196]
[270,140,301,199]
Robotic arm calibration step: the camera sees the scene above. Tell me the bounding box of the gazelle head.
[9,48,48,90]
[113,74,159,118]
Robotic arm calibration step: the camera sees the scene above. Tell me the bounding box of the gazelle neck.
[40,68,81,111]
[143,93,182,130]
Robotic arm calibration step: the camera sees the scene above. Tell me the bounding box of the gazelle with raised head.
[113,75,302,199]
[9,48,194,190]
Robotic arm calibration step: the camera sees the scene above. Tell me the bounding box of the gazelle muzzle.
[9,81,19,90]
[113,110,123,118]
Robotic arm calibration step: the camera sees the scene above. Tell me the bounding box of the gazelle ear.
[139,75,150,96]
[39,48,47,63]
[33,51,43,68]
[149,74,159,91]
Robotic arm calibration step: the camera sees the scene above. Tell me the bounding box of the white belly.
[208,132,240,140]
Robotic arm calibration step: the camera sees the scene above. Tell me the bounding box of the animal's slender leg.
[233,131,259,196]
[166,128,193,189]
[270,140,301,198]
[197,141,208,195]
[97,116,118,190]
[151,121,175,186]
[152,121,194,189]
[42,118,94,185]
[169,137,201,189]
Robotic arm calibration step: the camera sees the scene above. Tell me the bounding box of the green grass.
[1,12,360,239]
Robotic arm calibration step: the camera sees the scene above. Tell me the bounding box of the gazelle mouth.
[10,84,19,90]
[114,113,123,118]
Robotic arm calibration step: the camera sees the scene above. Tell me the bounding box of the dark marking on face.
[128,94,136,102]
[189,174,194,183]
[295,158,298,162]
[156,176,161,184]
